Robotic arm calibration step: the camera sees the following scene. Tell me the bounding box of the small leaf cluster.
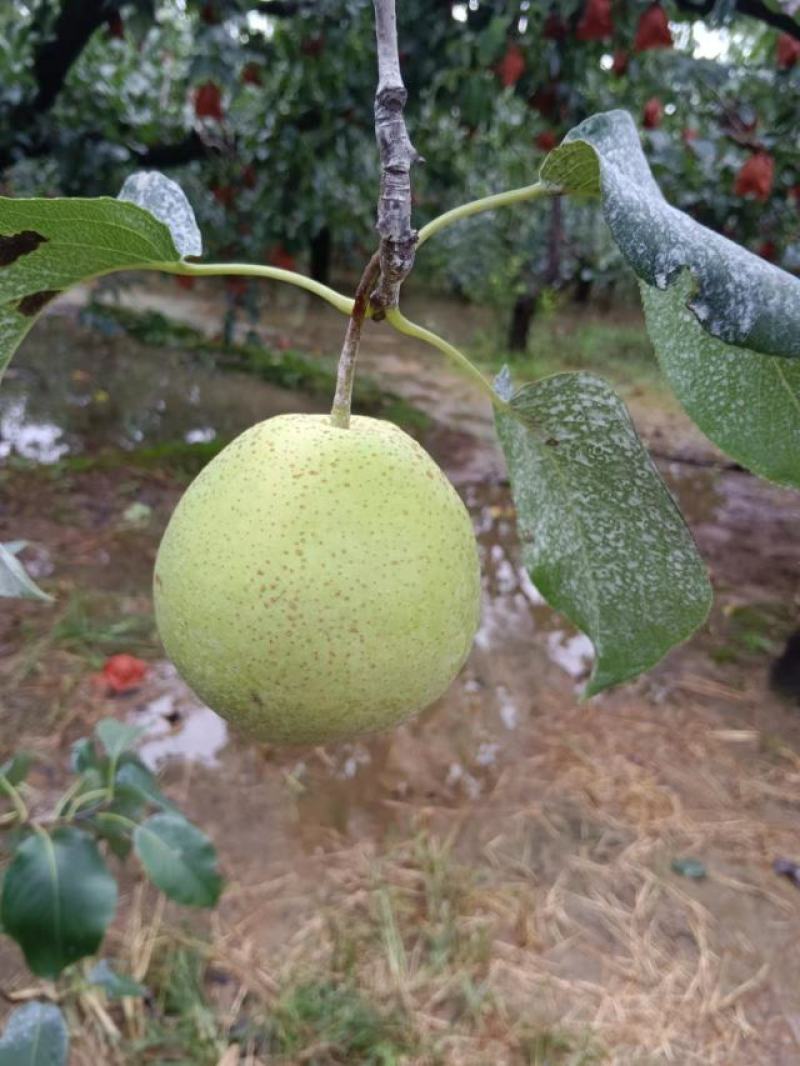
[0,717,223,1065]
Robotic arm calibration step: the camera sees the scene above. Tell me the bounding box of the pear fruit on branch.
[154,415,481,745]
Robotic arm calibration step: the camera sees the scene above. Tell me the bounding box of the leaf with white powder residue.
[495,370,712,696]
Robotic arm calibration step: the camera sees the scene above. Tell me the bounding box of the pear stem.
[330,252,381,429]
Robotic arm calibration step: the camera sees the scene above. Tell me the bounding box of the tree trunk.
[507,293,536,352]
[309,226,332,284]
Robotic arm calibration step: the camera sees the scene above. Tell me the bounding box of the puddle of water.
[127,661,229,770]
[0,315,325,463]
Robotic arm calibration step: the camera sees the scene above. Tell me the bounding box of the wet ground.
[1,281,799,1065]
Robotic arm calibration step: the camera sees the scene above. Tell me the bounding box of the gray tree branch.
[370,0,421,318]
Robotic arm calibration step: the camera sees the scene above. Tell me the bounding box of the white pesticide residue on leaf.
[495,372,711,695]
[118,171,203,259]
[561,110,800,359]
[642,274,800,489]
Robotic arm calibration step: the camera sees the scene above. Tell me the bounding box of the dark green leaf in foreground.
[0,543,52,602]
[88,959,147,1000]
[0,1002,69,1066]
[495,370,711,695]
[641,274,800,489]
[133,813,222,907]
[0,173,198,384]
[542,109,800,359]
[1,827,117,978]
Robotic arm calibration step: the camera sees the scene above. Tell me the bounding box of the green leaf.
[641,274,800,489]
[70,737,100,774]
[0,752,33,786]
[88,959,147,1000]
[0,185,189,385]
[543,109,800,359]
[0,543,52,602]
[495,370,711,695]
[133,813,222,907]
[115,754,177,812]
[95,718,145,761]
[1,827,118,978]
[0,1002,69,1066]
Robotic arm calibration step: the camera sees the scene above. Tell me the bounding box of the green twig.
[416,181,558,248]
[385,308,508,412]
[155,261,354,317]
[0,774,29,823]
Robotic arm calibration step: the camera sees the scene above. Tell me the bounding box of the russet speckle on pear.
[153,414,481,745]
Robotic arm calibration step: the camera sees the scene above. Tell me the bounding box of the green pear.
[153,414,481,745]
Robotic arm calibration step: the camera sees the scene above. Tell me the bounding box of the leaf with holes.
[0,172,200,385]
[0,1002,69,1066]
[133,813,222,907]
[0,827,118,978]
[494,369,711,695]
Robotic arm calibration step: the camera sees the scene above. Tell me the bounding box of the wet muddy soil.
[1,286,799,1064]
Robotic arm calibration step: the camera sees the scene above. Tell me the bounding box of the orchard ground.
[1,278,799,1065]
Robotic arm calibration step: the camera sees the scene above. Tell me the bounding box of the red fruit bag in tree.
[777,34,800,70]
[498,43,525,87]
[576,0,613,42]
[612,50,629,76]
[634,4,673,51]
[643,98,664,129]
[241,62,263,86]
[269,245,297,271]
[194,81,223,121]
[734,151,774,202]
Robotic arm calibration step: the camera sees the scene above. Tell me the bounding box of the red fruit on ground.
[777,33,800,70]
[176,275,196,290]
[643,98,664,130]
[194,81,223,121]
[535,130,558,152]
[576,0,613,42]
[102,654,147,695]
[734,152,774,201]
[498,43,525,87]
[634,4,673,52]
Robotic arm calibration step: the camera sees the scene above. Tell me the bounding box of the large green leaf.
[1,827,118,978]
[641,273,800,488]
[495,370,711,695]
[0,1003,68,1066]
[133,814,222,907]
[0,172,198,384]
[542,109,800,359]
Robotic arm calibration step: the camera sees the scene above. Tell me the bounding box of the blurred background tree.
[1,0,797,349]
